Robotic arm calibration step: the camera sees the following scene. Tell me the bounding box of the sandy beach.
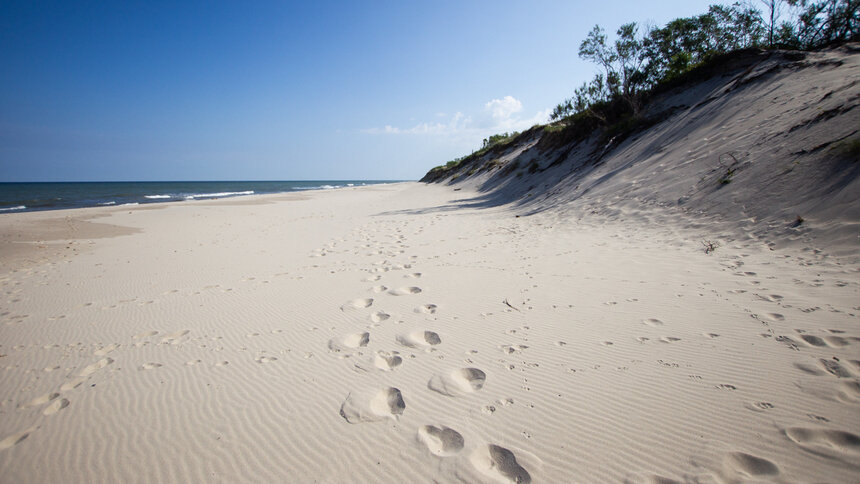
[0,182,858,483]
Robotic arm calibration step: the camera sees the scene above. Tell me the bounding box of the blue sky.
[1,0,720,181]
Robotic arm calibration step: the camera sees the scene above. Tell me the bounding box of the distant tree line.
[552,0,859,122]
[482,132,519,150]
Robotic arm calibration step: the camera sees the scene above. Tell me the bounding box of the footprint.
[793,362,825,375]
[642,318,664,327]
[185,360,202,366]
[820,359,852,378]
[370,311,390,323]
[764,313,785,322]
[339,387,406,423]
[373,351,402,371]
[341,298,373,311]
[328,332,370,352]
[371,285,388,293]
[500,344,528,354]
[785,427,860,454]
[823,336,850,347]
[60,377,87,392]
[659,336,681,343]
[405,273,422,278]
[470,444,531,484]
[42,398,70,416]
[744,402,775,412]
[389,286,422,296]
[724,452,779,477]
[161,330,190,345]
[776,335,799,349]
[0,429,32,452]
[800,334,826,347]
[138,363,163,370]
[26,392,59,407]
[78,357,113,377]
[255,356,278,364]
[363,275,382,282]
[418,425,464,456]
[396,330,441,348]
[415,304,438,314]
[94,343,119,356]
[428,368,486,396]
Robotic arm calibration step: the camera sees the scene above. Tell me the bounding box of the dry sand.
[0,182,858,483]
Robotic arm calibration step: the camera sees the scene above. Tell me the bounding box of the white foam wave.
[294,185,341,191]
[144,194,171,199]
[99,201,116,206]
[0,205,26,212]
[120,203,139,206]
[183,190,254,200]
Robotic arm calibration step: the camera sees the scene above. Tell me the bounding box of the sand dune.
[423,44,860,259]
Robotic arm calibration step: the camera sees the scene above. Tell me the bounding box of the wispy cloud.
[363,96,549,142]
[367,112,471,135]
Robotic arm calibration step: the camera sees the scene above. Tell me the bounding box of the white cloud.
[485,96,523,121]
[364,112,470,135]
[363,96,549,143]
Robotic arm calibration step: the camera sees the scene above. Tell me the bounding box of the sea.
[0,181,400,213]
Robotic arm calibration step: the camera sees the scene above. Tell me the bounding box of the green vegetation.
[717,153,741,186]
[426,1,858,182]
[482,132,520,150]
[552,1,859,124]
[469,131,521,160]
[719,168,737,185]
[427,156,467,176]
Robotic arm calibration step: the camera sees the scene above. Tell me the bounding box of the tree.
[578,23,648,116]
[550,1,854,125]
[760,0,786,46]
[642,4,764,80]
[783,0,860,48]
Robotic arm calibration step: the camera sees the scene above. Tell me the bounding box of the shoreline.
[0,182,857,482]
[0,180,407,214]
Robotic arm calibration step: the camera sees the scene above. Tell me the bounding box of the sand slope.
[0,181,858,482]
[424,43,860,258]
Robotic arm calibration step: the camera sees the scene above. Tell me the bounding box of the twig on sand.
[503,299,521,312]
[702,240,720,254]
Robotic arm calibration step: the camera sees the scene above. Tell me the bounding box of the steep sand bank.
[0,183,857,482]
[423,44,860,260]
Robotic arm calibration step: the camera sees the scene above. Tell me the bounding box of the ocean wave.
[0,205,26,212]
[144,194,171,199]
[99,201,117,206]
[293,185,341,191]
[120,202,139,206]
[183,190,255,200]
